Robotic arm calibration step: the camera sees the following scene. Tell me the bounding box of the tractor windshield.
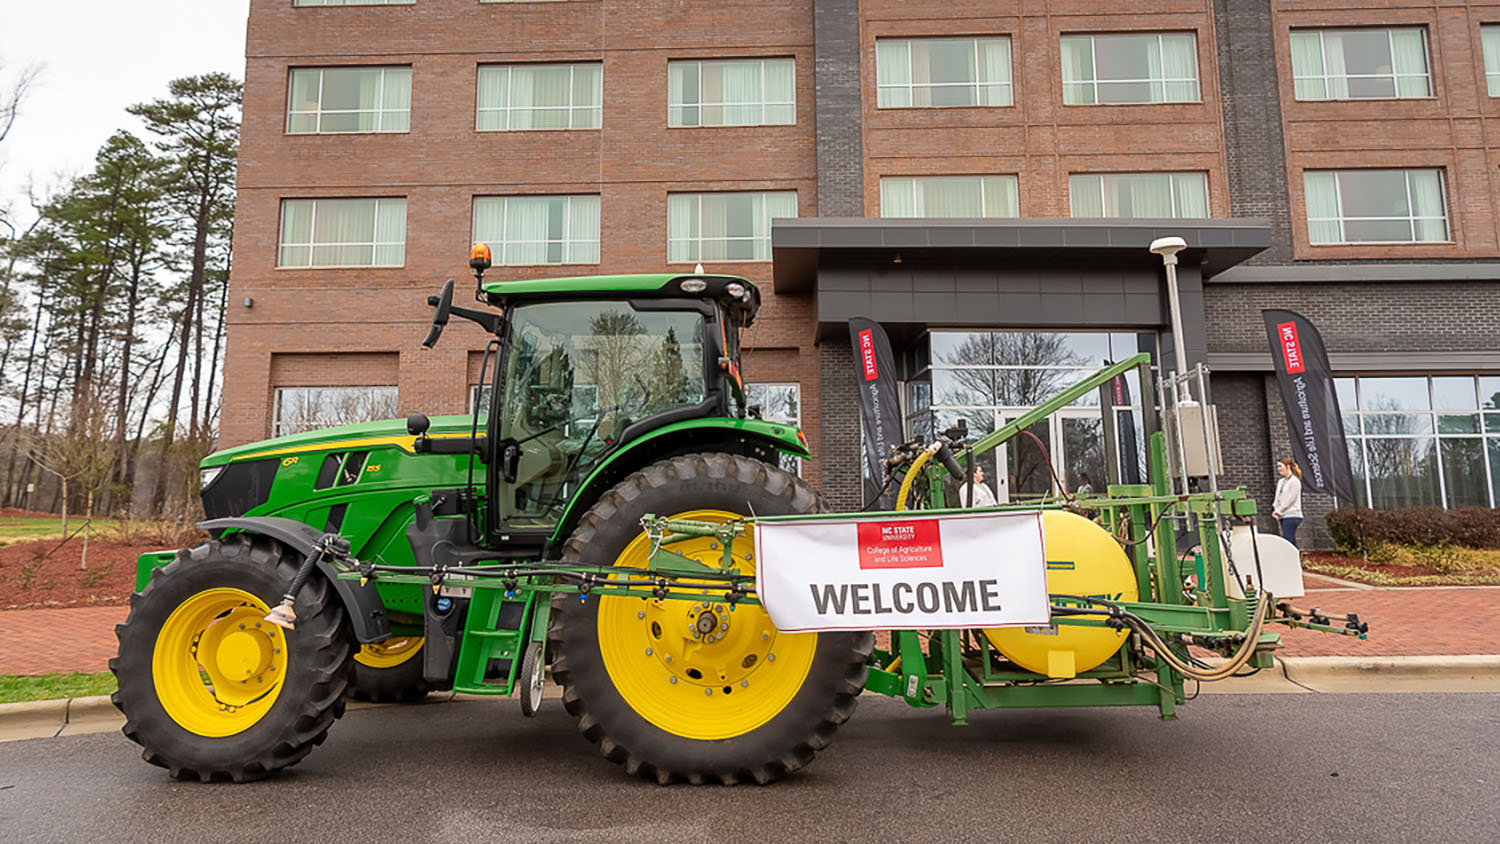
[493,301,707,529]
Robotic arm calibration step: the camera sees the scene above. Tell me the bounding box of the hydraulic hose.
[1054,590,1272,683]
[894,445,935,511]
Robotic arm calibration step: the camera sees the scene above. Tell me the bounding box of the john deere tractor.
[112,247,870,784]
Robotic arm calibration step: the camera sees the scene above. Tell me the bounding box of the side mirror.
[422,279,455,348]
[407,413,431,436]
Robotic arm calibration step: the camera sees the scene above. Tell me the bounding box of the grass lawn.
[0,672,117,704]
[0,518,122,544]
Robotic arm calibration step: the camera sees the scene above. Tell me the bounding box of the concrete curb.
[2,659,1495,742]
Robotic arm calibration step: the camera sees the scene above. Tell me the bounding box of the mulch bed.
[0,508,63,519]
[0,537,163,611]
[1303,550,1500,586]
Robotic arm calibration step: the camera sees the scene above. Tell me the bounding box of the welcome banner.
[1261,309,1359,501]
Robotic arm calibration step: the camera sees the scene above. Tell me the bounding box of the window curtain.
[381,68,412,131]
[921,178,984,218]
[757,192,797,260]
[279,200,315,266]
[572,64,602,128]
[1322,33,1349,98]
[509,67,537,129]
[514,66,571,129]
[1159,34,1198,101]
[504,197,552,264]
[668,62,694,126]
[1060,37,1094,104]
[311,199,377,266]
[472,197,505,253]
[477,67,509,130]
[715,61,762,125]
[320,68,382,132]
[880,178,917,217]
[288,70,321,132]
[978,38,1012,106]
[703,195,735,260]
[568,196,601,263]
[1171,173,1208,217]
[1114,174,1172,217]
[1407,170,1447,241]
[373,199,406,266]
[763,59,795,123]
[1068,175,1104,216]
[1484,28,1500,96]
[983,176,1019,217]
[1290,32,1326,99]
[667,195,697,262]
[1390,29,1430,97]
[1303,171,1342,243]
[876,41,911,107]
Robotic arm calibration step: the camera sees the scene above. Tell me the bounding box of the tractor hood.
[201,415,483,468]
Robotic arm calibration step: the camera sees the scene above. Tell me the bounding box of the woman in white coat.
[1273,457,1304,547]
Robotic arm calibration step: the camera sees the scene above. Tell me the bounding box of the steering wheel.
[422,279,455,348]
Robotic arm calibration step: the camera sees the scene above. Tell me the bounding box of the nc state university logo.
[859,329,879,381]
[857,520,943,569]
[1277,321,1305,374]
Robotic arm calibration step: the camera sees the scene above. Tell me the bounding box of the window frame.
[475,62,604,132]
[1302,168,1450,245]
[667,57,796,127]
[1060,32,1201,105]
[875,36,1014,109]
[286,66,412,134]
[1289,27,1432,101]
[1067,172,1209,218]
[666,191,797,264]
[472,194,602,266]
[879,175,1020,218]
[277,197,408,269]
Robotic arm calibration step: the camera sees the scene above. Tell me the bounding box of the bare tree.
[0,61,41,145]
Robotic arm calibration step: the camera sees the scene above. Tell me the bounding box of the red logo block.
[1277,321,1305,374]
[857,519,944,569]
[859,329,879,381]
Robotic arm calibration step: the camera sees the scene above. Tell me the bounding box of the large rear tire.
[109,534,354,782]
[549,453,872,785]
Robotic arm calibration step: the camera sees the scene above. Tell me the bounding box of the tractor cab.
[414,246,785,555]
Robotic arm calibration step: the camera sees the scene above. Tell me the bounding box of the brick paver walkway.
[0,578,1494,675]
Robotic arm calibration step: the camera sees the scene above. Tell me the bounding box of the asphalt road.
[2,693,1497,843]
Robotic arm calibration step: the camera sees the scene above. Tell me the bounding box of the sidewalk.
[0,575,1496,676]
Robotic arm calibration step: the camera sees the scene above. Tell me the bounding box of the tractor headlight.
[726,282,747,300]
[200,465,225,491]
[680,279,708,294]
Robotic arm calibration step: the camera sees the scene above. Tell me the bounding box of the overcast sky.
[0,1,251,228]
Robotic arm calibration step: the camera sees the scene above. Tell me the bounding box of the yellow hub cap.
[598,509,817,740]
[355,636,424,669]
[151,588,286,737]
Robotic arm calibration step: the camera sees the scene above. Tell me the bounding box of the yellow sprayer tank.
[985,510,1138,678]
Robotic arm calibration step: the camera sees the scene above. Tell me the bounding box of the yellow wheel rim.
[598,509,817,740]
[355,636,424,669]
[151,588,286,737]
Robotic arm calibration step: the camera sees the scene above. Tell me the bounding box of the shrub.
[1325,506,1500,554]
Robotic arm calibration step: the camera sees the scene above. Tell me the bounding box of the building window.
[667,191,796,262]
[745,383,802,475]
[876,37,1013,108]
[274,386,399,437]
[1303,169,1447,244]
[1060,33,1198,105]
[295,0,413,5]
[880,176,1019,218]
[287,67,411,134]
[1290,28,1430,100]
[1337,375,1500,508]
[1483,27,1500,96]
[278,198,407,268]
[476,63,602,131]
[668,58,794,127]
[1069,172,1208,218]
[473,195,600,265]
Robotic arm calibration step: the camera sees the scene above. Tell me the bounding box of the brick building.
[225,0,1500,545]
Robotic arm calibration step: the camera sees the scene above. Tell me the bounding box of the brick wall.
[817,339,863,511]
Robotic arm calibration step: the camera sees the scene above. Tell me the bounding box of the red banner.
[856,520,944,569]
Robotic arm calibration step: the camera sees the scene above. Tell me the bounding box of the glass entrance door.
[996,415,1054,502]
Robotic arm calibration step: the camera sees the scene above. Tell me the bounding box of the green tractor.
[112,248,869,784]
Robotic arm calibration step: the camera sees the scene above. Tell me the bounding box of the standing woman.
[1273,457,1303,547]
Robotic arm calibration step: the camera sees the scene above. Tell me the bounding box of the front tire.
[110,534,354,782]
[549,453,872,785]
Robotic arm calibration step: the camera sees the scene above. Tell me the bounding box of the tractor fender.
[551,418,810,547]
[200,516,391,644]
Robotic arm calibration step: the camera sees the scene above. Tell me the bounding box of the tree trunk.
[81,484,92,570]
[152,287,196,512]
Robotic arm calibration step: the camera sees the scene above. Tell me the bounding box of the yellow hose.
[895,447,935,511]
